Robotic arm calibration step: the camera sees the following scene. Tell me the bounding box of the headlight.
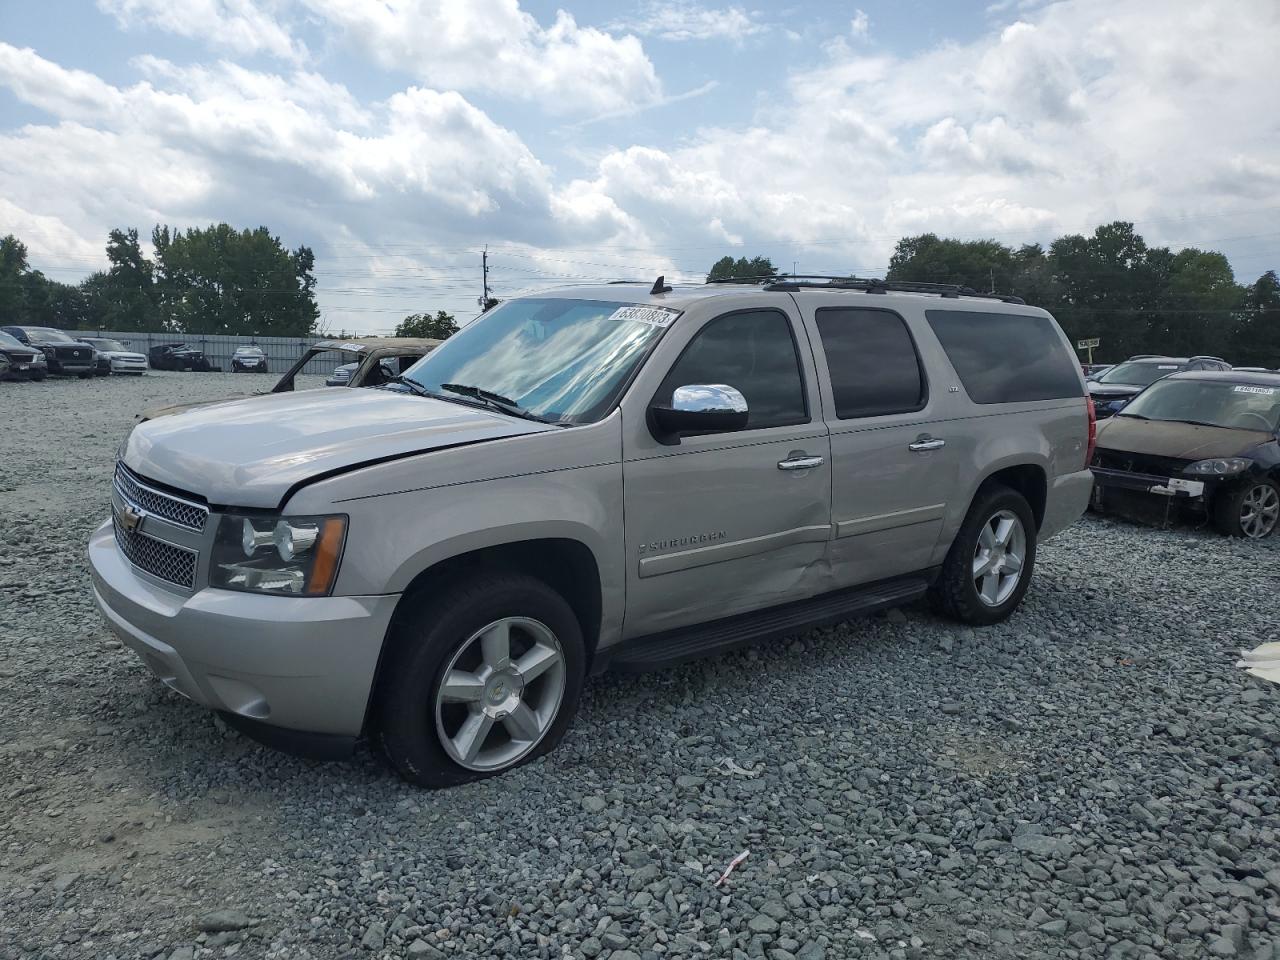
[211,513,347,596]
[1184,458,1251,476]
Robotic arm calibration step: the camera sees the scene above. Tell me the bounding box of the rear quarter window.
[926,309,1081,404]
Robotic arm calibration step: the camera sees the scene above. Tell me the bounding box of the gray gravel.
[2,372,1280,960]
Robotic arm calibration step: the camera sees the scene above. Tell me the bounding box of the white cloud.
[849,9,869,37]
[4,0,1279,331]
[609,2,767,43]
[97,0,306,62]
[301,0,663,116]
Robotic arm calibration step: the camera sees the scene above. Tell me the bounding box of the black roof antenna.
[650,275,672,295]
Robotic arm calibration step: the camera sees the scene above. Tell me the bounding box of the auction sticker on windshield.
[611,305,681,327]
[1234,385,1276,395]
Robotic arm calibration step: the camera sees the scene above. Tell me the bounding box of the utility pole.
[988,267,995,295]
[479,246,491,311]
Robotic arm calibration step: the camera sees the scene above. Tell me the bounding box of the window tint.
[926,310,1082,404]
[815,308,925,418]
[657,310,806,429]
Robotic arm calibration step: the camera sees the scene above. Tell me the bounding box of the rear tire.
[1212,479,1280,539]
[931,483,1037,626]
[376,573,585,788]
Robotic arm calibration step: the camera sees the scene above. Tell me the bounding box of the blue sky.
[1,0,1277,333]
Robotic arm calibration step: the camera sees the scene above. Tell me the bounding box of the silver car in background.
[77,337,149,375]
[89,278,1092,787]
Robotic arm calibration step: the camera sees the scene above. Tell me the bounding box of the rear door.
[621,299,832,638]
[793,293,961,587]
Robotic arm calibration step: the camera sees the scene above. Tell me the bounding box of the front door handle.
[778,455,825,471]
[908,437,946,453]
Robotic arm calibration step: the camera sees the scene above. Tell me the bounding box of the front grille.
[113,515,197,589]
[59,346,91,362]
[114,464,209,531]
[1093,450,1194,476]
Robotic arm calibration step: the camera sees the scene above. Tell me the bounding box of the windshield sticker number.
[611,305,681,327]
[1156,365,1178,370]
[1234,385,1276,395]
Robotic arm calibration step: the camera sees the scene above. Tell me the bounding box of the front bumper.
[88,519,400,740]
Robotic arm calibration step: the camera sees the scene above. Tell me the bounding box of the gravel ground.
[2,372,1280,960]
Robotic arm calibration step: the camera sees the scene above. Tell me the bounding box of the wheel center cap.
[483,669,524,716]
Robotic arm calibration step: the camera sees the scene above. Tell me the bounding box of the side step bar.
[609,569,936,673]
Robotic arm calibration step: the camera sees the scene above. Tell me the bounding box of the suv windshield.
[26,328,78,343]
[401,298,676,424]
[89,339,127,352]
[235,347,264,356]
[1096,360,1181,386]
[0,332,26,349]
[1120,379,1280,431]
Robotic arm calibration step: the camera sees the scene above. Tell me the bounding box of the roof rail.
[1126,354,1172,360]
[705,274,1025,305]
[1188,355,1227,363]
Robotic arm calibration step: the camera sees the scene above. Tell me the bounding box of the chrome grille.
[113,515,197,589]
[114,464,208,531]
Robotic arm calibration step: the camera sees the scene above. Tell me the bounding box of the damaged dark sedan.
[1091,370,1280,538]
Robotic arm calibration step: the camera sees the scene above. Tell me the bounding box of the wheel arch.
[977,462,1049,531]
[364,535,605,735]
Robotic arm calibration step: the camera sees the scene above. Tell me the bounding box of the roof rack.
[705,274,1025,305]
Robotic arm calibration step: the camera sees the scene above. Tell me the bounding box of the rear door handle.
[908,437,946,452]
[777,455,825,471]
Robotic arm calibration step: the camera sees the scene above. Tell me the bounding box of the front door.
[621,304,832,638]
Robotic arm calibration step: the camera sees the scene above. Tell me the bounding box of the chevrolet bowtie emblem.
[119,503,144,532]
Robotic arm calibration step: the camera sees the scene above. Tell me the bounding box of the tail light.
[1085,396,1097,468]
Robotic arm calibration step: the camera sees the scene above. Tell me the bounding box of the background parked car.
[1090,369,1280,538]
[0,330,48,381]
[275,337,440,392]
[78,337,148,375]
[1084,363,1113,380]
[148,343,214,371]
[137,337,440,421]
[1,325,96,378]
[231,345,268,372]
[1088,355,1231,418]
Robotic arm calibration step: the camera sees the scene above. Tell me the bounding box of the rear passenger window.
[815,308,925,418]
[658,310,807,429]
[926,310,1082,404]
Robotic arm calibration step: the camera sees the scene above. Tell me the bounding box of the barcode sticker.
[610,305,681,327]
[1234,385,1276,395]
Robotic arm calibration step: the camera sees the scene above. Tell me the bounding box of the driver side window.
[657,310,807,430]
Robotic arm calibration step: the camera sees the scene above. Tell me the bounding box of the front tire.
[1213,480,1280,539]
[931,484,1037,626]
[376,573,585,788]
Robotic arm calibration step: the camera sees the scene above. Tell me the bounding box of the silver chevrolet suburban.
[89,277,1094,787]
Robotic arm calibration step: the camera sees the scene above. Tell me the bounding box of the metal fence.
[85,330,348,376]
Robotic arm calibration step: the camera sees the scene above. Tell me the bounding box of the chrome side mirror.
[650,383,749,441]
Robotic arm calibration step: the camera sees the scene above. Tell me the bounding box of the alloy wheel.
[972,509,1027,607]
[1239,484,1279,539]
[433,617,566,772]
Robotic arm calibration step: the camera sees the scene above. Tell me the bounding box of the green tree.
[395,310,459,339]
[707,256,778,281]
[1232,270,1280,367]
[886,234,1017,292]
[0,234,30,321]
[81,228,162,331]
[151,223,318,335]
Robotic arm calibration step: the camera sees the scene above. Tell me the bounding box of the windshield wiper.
[439,383,556,423]
[384,374,433,398]
[1116,412,1150,420]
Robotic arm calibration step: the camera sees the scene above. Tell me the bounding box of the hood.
[123,387,556,508]
[1096,416,1275,460]
[1088,381,1143,398]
